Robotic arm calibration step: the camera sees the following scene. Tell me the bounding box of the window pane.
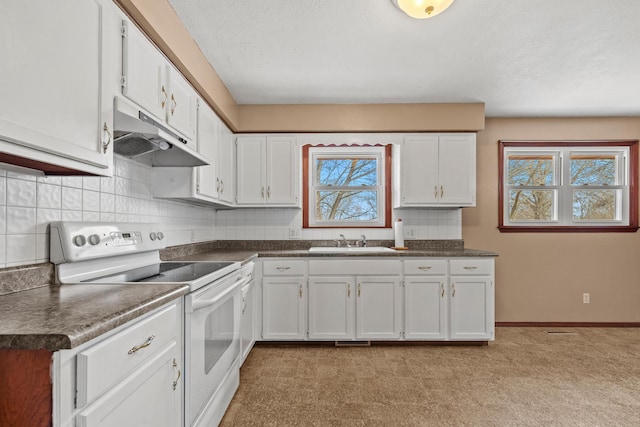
[570,154,617,185]
[508,189,555,221]
[315,190,378,221]
[573,189,617,221]
[315,158,377,186]
[507,155,554,186]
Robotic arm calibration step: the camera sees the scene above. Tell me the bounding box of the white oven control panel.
[50,222,167,263]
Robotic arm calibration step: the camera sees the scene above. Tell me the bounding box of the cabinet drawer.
[308,260,401,276]
[449,259,493,275]
[262,260,306,276]
[404,259,447,275]
[76,303,179,407]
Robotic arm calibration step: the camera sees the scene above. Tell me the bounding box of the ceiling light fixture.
[392,0,455,19]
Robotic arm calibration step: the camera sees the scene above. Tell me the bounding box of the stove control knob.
[88,234,101,246]
[72,235,87,247]
[157,232,165,240]
[149,232,157,241]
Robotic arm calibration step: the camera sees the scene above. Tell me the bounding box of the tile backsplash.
[0,156,215,268]
[0,156,462,268]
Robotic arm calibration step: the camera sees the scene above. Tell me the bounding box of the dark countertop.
[0,283,189,351]
[170,247,497,263]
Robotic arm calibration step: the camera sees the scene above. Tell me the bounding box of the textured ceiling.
[167,0,640,117]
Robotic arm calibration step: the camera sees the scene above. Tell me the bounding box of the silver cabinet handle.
[441,283,445,298]
[463,266,478,270]
[170,93,177,115]
[434,185,438,198]
[347,283,351,298]
[102,122,112,153]
[357,283,361,297]
[128,335,155,355]
[299,283,303,298]
[261,187,265,198]
[451,283,456,297]
[418,266,432,271]
[440,185,444,198]
[276,266,291,271]
[172,358,181,391]
[161,85,168,109]
[216,177,220,192]
[267,186,271,199]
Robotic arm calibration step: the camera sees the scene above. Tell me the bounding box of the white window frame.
[307,146,386,228]
[502,144,631,228]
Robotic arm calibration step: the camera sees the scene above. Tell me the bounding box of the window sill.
[498,225,639,233]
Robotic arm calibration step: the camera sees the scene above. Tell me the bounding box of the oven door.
[185,270,245,426]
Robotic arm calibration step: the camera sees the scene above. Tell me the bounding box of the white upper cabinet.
[236,135,299,206]
[121,20,197,144]
[395,133,476,207]
[152,98,236,207]
[0,0,116,175]
[217,122,236,205]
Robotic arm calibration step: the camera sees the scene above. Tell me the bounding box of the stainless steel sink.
[308,247,395,254]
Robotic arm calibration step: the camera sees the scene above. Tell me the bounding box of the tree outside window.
[499,141,638,232]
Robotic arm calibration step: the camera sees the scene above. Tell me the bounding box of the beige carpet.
[221,327,640,426]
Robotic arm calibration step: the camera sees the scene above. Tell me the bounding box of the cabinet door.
[0,0,112,173]
[308,276,355,340]
[121,20,167,121]
[236,136,266,204]
[76,341,181,427]
[196,100,219,201]
[166,67,198,143]
[266,136,298,205]
[356,276,402,340]
[438,135,476,205]
[217,123,235,205]
[449,277,494,340]
[400,136,439,205]
[404,277,447,340]
[262,277,305,340]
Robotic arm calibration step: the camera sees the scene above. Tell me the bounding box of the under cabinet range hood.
[113,97,209,167]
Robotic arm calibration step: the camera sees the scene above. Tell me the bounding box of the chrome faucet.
[355,234,367,247]
[339,234,351,248]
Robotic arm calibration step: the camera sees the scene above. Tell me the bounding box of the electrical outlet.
[405,227,417,239]
[583,293,590,304]
[289,228,301,239]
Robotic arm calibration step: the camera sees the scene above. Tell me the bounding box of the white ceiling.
[167,0,640,117]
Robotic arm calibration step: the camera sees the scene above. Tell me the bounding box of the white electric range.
[50,221,252,427]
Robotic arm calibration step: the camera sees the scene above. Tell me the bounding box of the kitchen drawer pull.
[299,283,303,298]
[347,283,351,297]
[128,335,155,355]
[102,122,112,153]
[434,185,438,198]
[261,187,265,198]
[276,266,291,271]
[463,266,478,270]
[441,283,445,298]
[418,266,432,271]
[170,93,177,115]
[440,185,444,198]
[161,86,168,109]
[357,283,361,297]
[172,358,181,391]
[451,283,456,297]
[267,186,271,198]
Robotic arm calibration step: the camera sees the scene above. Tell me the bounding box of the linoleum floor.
[220,327,640,426]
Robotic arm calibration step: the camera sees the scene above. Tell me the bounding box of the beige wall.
[463,117,640,322]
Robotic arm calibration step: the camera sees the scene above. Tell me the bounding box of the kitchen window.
[499,140,638,232]
[303,145,392,228]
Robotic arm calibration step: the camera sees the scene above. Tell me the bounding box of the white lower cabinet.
[54,300,183,427]
[261,260,306,340]
[307,260,402,341]
[259,257,495,344]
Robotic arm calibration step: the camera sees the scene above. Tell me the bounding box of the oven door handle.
[189,276,249,312]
